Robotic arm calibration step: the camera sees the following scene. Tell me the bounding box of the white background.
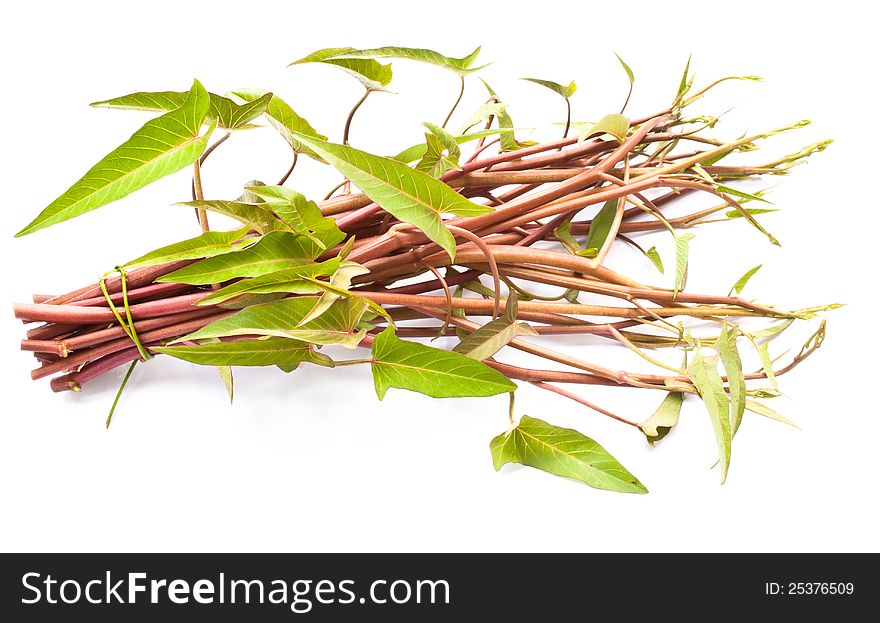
[1,1,877,552]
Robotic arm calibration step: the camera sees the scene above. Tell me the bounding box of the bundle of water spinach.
[13,46,836,493]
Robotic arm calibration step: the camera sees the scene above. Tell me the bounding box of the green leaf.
[479,80,537,151]
[392,142,432,165]
[229,89,327,160]
[290,134,492,260]
[327,45,483,75]
[336,236,356,260]
[180,296,370,348]
[91,91,186,113]
[454,320,538,361]
[453,296,538,361]
[614,53,635,112]
[745,399,800,430]
[218,292,290,309]
[91,90,272,130]
[217,366,234,403]
[674,233,695,295]
[521,78,577,99]
[160,232,326,285]
[416,133,458,178]
[416,123,462,177]
[646,246,665,274]
[297,262,370,326]
[716,185,772,205]
[614,52,635,85]
[563,289,580,303]
[577,247,599,258]
[212,92,273,130]
[757,342,779,391]
[457,102,507,134]
[423,122,460,158]
[675,54,693,104]
[17,80,213,236]
[687,351,731,483]
[586,199,618,250]
[371,327,515,399]
[123,227,253,270]
[298,273,394,327]
[716,188,780,246]
[244,185,345,249]
[639,392,683,446]
[176,200,287,235]
[729,264,762,295]
[455,127,520,142]
[289,47,392,90]
[573,113,630,143]
[155,337,335,367]
[552,217,598,259]
[750,318,794,340]
[725,207,778,219]
[391,127,516,164]
[717,322,746,435]
[193,259,342,305]
[490,415,647,494]
[553,218,580,254]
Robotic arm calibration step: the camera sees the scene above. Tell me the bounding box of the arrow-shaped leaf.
[614,53,635,85]
[717,322,746,435]
[729,264,762,295]
[123,227,253,270]
[454,321,538,361]
[391,127,516,164]
[291,134,492,259]
[91,90,272,130]
[180,296,369,348]
[453,296,538,361]
[745,399,800,430]
[757,342,779,391]
[327,45,484,74]
[194,259,342,306]
[229,89,327,160]
[571,113,630,143]
[614,53,635,112]
[687,350,732,483]
[289,47,393,90]
[480,80,537,152]
[244,184,345,249]
[674,54,693,106]
[674,233,695,295]
[725,207,778,219]
[176,200,288,235]
[371,327,515,399]
[297,262,370,326]
[521,77,577,99]
[17,80,214,236]
[160,232,327,285]
[715,186,780,246]
[155,337,335,367]
[490,415,647,493]
[586,199,618,251]
[416,122,462,177]
[458,101,507,135]
[750,318,794,341]
[210,93,273,130]
[217,365,234,402]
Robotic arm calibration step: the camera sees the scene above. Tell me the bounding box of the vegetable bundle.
[13,46,834,493]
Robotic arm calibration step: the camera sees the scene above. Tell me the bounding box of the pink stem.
[14,292,210,325]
